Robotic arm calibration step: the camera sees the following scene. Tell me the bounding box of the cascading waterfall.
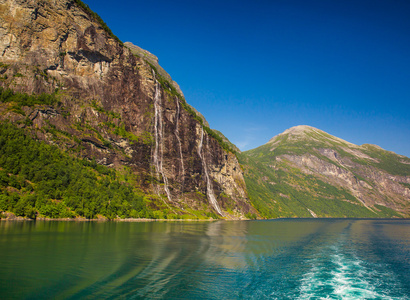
[197,127,224,216]
[152,71,173,206]
[174,97,185,188]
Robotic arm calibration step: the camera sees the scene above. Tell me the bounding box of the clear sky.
[83,0,410,157]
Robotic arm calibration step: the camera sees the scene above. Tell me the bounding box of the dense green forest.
[0,122,154,219]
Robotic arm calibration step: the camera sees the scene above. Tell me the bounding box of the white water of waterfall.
[152,73,173,207]
[174,97,185,191]
[197,127,224,216]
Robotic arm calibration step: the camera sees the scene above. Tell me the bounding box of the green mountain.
[239,125,410,218]
[0,0,256,220]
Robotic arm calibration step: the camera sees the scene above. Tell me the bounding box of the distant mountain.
[239,125,410,218]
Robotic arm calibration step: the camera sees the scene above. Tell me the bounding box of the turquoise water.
[0,219,409,299]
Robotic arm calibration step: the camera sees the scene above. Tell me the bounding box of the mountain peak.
[268,125,321,142]
[281,125,319,136]
[267,125,354,147]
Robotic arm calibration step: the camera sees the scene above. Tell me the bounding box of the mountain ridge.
[239,125,410,218]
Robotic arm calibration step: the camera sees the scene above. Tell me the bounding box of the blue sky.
[83,0,410,157]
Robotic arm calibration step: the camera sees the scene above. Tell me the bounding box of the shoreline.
[0,217,219,222]
[0,213,220,222]
[1,213,407,222]
[2,216,408,222]
[0,211,252,222]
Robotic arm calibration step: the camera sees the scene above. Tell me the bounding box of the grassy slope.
[239,127,406,218]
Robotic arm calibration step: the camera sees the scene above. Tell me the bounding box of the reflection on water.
[0,219,409,299]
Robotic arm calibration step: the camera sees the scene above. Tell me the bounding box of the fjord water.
[1,220,409,299]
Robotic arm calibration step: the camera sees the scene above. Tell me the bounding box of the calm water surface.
[0,219,409,299]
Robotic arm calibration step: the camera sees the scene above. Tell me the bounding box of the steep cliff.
[239,125,410,218]
[0,0,256,219]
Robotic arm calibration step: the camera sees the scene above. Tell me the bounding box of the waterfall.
[197,127,224,216]
[152,71,173,206]
[174,97,185,190]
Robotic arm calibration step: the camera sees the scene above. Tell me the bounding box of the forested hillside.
[0,0,256,220]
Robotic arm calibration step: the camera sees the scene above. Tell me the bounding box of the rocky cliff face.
[240,125,410,218]
[0,0,256,218]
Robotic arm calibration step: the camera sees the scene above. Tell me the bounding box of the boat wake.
[297,241,406,300]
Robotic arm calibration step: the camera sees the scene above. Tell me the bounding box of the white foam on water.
[297,242,405,300]
[330,252,378,299]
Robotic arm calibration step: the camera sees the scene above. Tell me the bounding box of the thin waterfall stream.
[174,96,185,190]
[197,127,224,216]
[152,72,173,207]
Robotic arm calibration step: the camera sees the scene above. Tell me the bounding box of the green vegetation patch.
[374,204,403,218]
[0,87,59,115]
[90,101,153,146]
[399,182,410,189]
[359,145,410,176]
[0,122,152,219]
